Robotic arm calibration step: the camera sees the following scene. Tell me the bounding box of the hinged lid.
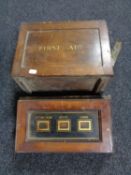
[12,20,113,77]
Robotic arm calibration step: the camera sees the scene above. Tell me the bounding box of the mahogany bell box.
[12,20,114,93]
[15,98,113,153]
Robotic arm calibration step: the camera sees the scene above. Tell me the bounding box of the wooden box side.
[13,76,111,93]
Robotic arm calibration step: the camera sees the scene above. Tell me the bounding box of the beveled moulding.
[12,20,113,93]
[15,98,113,153]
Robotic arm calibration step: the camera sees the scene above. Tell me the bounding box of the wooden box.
[15,98,113,153]
[12,20,113,93]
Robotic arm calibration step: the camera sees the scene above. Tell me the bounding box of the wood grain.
[15,98,113,153]
[12,20,113,93]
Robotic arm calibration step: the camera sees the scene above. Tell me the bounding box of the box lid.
[12,20,113,77]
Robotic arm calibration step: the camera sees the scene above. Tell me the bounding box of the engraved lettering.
[69,45,74,50]
[38,44,83,52]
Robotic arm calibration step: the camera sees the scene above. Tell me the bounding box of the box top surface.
[12,20,113,77]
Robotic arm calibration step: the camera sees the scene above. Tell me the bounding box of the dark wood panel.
[12,20,113,93]
[15,98,113,153]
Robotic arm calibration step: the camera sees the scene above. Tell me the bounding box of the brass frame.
[78,119,92,132]
[36,120,50,132]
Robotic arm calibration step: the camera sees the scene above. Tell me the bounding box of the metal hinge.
[111,41,122,66]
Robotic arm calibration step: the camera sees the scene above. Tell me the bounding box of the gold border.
[78,119,92,132]
[36,120,50,132]
[57,120,71,132]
